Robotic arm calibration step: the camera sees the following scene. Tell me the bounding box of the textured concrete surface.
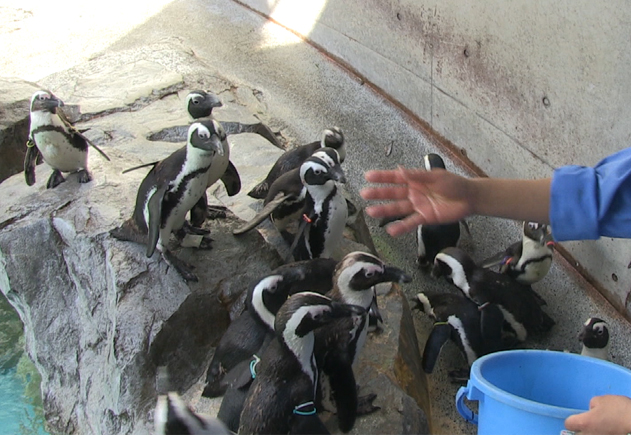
[2,1,631,434]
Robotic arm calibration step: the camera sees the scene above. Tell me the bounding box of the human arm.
[564,395,631,435]
[360,166,550,237]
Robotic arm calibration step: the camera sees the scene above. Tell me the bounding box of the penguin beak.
[43,95,64,111]
[206,92,223,108]
[382,265,412,284]
[328,165,346,184]
[330,301,366,318]
[198,135,224,155]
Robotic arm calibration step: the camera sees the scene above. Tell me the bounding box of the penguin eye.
[38,94,48,101]
[192,98,201,105]
[314,169,323,175]
[365,270,375,278]
[596,328,604,335]
[198,131,210,139]
[528,222,539,230]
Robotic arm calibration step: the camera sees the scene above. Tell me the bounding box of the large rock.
[0,47,429,434]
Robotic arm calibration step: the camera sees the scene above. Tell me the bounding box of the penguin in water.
[480,221,555,285]
[110,120,227,282]
[315,251,412,432]
[579,317,610,361]
[248,127,345,199]
[413,291,510,382]
[154,367,232,435]
[25,90,110,188]
[202,257,338,398]
[233,148,346,260]
[379,153,466,268]
[238,292,365,435]
[433,247,555,342]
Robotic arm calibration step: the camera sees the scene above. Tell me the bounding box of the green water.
[0,294,49,435]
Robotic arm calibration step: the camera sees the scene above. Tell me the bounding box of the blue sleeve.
[550,147,631,241]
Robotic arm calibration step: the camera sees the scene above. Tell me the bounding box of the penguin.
[238,291,365,435]
[201,257,338,398]
[25,90,110,188]
[413,291,509,381]
[109,120,226,282]
[379,153,465,268]
[433,247,555,342]
[579,317,610,361]
[248,127,345,199]
[154,367,232,435]
[232,148,345,253]
[315,251,412,432]
[480,221,554,285]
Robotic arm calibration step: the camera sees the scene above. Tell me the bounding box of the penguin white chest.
[165,174,208,232]
[34,130,87,173]
[205,147,229,188]
[320,192,348,257]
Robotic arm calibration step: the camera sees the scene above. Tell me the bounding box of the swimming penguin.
[480,221,554,285]
[413,291,509,380]
[109,120,226,282]
[25,90,110,188]
[154,367,232,435]
[379,153,465,268]
[238,292,365,435]
[579,317,610,361]
[315,251,412,432]
[248,127,345,199]
[433,247,555,342]
[201,258,338,398]
[232,148,345,254]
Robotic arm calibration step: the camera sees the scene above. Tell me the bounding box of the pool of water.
[0,294,49,435]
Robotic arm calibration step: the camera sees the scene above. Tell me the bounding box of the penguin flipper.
[232,193,289,235]
[247,181,269,200]
[324,361,358,432]
[290,413,330,435]
[24,139,40,186]
[422,323,452,374]
[220,121,281,148]
[122,161,159,174]
[221,160,241,196]
[480,304,505,348]
[221,358,256,390]
[146,185,168,257]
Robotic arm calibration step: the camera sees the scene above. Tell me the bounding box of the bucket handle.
[456,386,478,425]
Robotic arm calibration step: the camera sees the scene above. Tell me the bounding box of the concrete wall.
[238,0,631,318]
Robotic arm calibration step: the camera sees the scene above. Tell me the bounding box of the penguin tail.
[247,182,268,199]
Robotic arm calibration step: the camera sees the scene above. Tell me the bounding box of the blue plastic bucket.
[456,349,631,435]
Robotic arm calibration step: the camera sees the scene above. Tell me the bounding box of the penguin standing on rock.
[315,251,412,432]
[110,120,227,282]
[25,90,110,189]
[579,317,610,361]
[413,291,509,381]
[433,247,555,342]
[480,221,554,285]
[202,257,338,398]
[248,127,345,199]
[238,292,365,435]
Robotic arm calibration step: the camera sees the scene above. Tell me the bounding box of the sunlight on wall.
[0,0,175,81]
[259,0,327,48]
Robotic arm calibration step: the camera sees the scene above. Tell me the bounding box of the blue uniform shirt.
[550,147,631,241]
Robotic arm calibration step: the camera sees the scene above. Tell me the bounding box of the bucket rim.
[469,349,631,419]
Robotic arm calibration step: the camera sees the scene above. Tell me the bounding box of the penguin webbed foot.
[207,205,228,220]
[109,220,148,245]
[178,221,211,237]
[162,250,198,282]
[46,170,65,189]
[356,392,380,416]
[76,169,93,184]
[199,236,214,250]
[448,368,471,384]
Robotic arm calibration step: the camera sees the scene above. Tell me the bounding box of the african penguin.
[238,292,365,435]
[379,153,464,268]
[26,90,110,189]
[248,127,345,199]
[109,120,226,282]
[480,221,554,285]
[201,257,338,398]
[186,89,223,120]
[579,317,610,361]
[315,251,412,432]
[433,247,555,342]
[154,367,232,435]
[413,291,510,381]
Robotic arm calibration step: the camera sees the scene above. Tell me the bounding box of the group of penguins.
[24,89,612,434]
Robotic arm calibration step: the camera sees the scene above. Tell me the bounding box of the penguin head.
[248,274,292,329]
[187,120,226,155]
[275,292,365,340]
[300,147,346,186]
[414,293,436,319]
[321,127,345,162]
[579,317,610,350]
[432,247,475,295]
[523,221,552,246]
[30,90,64,114]
[423,153,447,171]
[334,251,412,307]
[186,90,222,119]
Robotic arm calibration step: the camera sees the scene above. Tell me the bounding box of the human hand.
[360,166,473,237]
[565,395,631,435]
